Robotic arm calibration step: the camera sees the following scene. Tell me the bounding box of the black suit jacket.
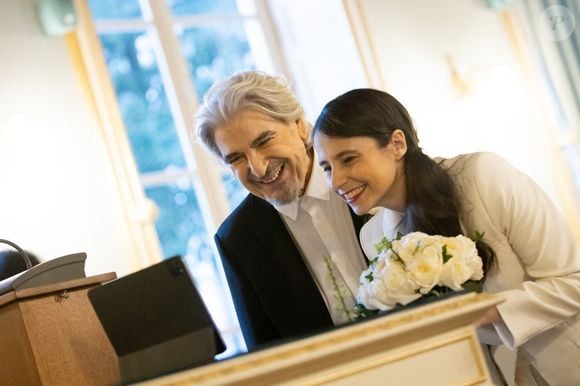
[215,194,366,351]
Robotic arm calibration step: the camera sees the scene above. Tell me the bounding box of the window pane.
[222,174,247,210]
[177,24,255,99]
[168,0,240,16]
[144,183,204,258]
[88,0,142,20]
[99,32,187,173]
[144,182,244,355]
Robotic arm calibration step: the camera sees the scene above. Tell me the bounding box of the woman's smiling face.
[314,130,407,214]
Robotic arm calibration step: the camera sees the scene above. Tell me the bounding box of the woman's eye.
[342,156,356,165]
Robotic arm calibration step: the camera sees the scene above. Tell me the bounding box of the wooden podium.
[138,292,504,386]
[0,273,120,385]
[0,278,503,386]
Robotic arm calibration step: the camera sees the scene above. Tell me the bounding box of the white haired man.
[196,71,367,350]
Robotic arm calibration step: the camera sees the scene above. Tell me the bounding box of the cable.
[0,239,33,269]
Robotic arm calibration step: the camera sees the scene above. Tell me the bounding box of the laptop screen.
[88,256,225,357]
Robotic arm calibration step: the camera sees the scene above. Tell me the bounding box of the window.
[87,0,277,356]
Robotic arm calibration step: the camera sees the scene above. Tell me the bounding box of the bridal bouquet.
[356,232,484,313]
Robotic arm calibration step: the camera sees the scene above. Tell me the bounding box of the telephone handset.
[0,252,87,296]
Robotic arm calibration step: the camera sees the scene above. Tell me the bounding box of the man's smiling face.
[214,109,312,205]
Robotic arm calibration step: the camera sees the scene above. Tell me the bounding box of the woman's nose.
[329,167,347,192]
[247,151,268,178]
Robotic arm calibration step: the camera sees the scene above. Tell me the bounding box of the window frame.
[74,0,289,353]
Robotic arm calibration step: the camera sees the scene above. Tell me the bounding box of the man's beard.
[247,159,304,205]
[265,182,303,206]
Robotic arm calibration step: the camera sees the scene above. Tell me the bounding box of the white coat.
[360,152,580,385]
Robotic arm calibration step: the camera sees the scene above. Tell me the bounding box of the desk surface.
[136,292,503,386]
[0,272,116,307]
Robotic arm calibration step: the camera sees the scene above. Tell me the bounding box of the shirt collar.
[382,208,404,238]
[274,153,330,220]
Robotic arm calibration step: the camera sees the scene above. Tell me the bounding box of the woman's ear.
[391,129,408,160]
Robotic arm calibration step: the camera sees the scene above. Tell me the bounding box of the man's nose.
[247,151,268,178]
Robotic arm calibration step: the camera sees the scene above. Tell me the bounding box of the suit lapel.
[248,196,332,326]
[349,208,369,267]
[349,209,366,237]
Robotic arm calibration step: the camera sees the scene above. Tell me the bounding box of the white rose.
[357,279,390,310]
[391,232,430,264]
[380,259,421,299]
[443,235,475,260]
[441,235,484,282]
[459,236,484,281]
[406,243,444,294]
[357,259,420,310]
[439,256,472,291]
[359,252,388,287]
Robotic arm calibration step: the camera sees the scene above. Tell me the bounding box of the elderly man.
[196,71,366,350]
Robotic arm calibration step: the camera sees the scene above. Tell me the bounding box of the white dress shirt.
[274,159,366,324]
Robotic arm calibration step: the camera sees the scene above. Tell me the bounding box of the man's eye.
[226,156,243,164]
[258,137,272,147]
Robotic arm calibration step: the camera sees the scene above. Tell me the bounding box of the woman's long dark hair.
[313,89,495,275]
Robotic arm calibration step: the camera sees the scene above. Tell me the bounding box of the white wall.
[0,0,131,276]
[268,0,368,121]
[266,0,572,218]
[0,0,574,278]
[355,0,565,211]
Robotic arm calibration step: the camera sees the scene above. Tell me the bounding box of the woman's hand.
[475,307,502,327]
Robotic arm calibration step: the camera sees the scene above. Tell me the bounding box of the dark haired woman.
[313,88,579,386]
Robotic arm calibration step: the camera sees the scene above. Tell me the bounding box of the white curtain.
[514,0,580,195]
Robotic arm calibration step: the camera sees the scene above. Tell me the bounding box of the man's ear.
[295,118,308,141]
[391,129,408,160]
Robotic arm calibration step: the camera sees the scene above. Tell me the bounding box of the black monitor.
[88,256,225,384]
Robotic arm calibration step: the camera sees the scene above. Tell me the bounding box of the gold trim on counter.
[144,292,503,385]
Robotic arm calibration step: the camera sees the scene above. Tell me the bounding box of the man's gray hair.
[195,71,310,158]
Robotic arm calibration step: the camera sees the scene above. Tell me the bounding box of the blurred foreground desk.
[0,273,118,385]
[140,292,503,386]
